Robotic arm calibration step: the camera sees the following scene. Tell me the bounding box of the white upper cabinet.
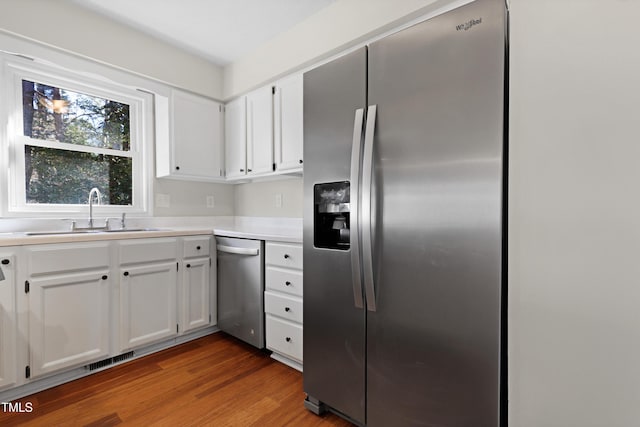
[274,74,304,172]
[224,96,247,179]
[246,85,275,176]
[223,72,304,181]
[156,89,224,182]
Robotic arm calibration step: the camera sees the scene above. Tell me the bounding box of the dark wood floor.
[0,333,353,426]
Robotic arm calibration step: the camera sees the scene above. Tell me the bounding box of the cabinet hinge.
[25,280,30,294]
[25,366,30,379]
[272,86,276,95]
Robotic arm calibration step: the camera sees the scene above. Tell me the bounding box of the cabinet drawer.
[266,267,303,297]
[265,242,302,270]
[266,315,303,363]
[119,238,178,265]
[265,291,302,324]
[183,236,211,258]
[27,243,110,275]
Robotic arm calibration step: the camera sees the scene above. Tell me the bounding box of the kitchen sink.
[24,228,164,236]
[103,228,164,233]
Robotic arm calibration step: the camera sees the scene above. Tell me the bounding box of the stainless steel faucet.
[88,187,102,228]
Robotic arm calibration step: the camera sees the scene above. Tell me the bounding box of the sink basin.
[24,228,164,236]
[24,230,102,236]
[103,228,164,233]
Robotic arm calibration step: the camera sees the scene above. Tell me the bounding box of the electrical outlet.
[275,193,283,208]
[155,193,170,208]
[206,195,215,208]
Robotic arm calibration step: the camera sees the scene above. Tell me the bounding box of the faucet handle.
[62,218,77,231]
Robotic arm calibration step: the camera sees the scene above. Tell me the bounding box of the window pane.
[22,80,130,151]
[25,146,132,205]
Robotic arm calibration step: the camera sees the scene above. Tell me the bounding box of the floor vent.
[86,351,135,371]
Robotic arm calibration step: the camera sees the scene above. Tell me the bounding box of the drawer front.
[265,291,303,324]
[265,242,302,270]
[266,267,303,297]
[183,236,211,258]
[119,238,178,265]
[266,315,303,363]
[28,243,110,275]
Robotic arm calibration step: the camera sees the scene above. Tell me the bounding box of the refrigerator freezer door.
[303,47,367,424]
[365,0,506,426]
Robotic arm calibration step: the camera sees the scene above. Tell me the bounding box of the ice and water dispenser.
[314,181,351,250]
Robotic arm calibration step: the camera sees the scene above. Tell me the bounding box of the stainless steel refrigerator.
[302,0,507,426]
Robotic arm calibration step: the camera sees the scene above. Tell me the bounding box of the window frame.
[1,54,153,216]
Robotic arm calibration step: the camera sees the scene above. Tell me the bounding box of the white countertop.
[0,216,302,247]
[0,228,214,247]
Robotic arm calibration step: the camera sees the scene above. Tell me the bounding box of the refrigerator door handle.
[362,104,377,312]
[350,108,365,309]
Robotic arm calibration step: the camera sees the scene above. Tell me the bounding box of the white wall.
[223,0,464,98]
[508,0,640,426]
[0,0,223,99]
[234,178,303,218]
[154,180,234,217]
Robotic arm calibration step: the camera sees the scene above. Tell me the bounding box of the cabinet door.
[274,74,304,172]
[29,271,110,378]
[181,257,210,333]
[172,89,224,180]
[0,255,16,389]
[246,86,274,175]
[224,96,247,179]
[120,261,177,351]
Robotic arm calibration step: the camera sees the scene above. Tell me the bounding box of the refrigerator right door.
[365,1,506,426]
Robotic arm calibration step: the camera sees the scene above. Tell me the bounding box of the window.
[2,55,152,215]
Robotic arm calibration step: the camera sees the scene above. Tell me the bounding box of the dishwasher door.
[216,236,265,348]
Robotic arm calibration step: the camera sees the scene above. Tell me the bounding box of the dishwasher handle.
[216,245,260,256]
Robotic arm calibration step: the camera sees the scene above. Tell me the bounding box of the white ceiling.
[71,0,337,66]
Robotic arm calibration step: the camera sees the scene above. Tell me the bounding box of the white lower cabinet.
[119,238,178,351]
[120,261,178,350]
[0,234,216,397]
[25,243,111,379]
[180,236,212,333]
[264,241,303,370]
[29,271,110,378]
[0,254,16,389]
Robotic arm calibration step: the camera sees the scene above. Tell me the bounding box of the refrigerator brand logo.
[456,17,482,31]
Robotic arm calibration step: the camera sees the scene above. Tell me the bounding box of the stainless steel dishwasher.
[216,236,265,348]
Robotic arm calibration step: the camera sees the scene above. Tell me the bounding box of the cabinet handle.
[1,259,9,265]
[285,337,292,342]
[283,254,290,259]
[248,169,252,172]
[299,159,303,164]
[175,166,180,170]
[240,169,245,172]
[101,275,108,280]
[196,246,201,250]
[285,307,291,312]
[123,271,129,276]
[186,264,191,268]
[285,281,291,286]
